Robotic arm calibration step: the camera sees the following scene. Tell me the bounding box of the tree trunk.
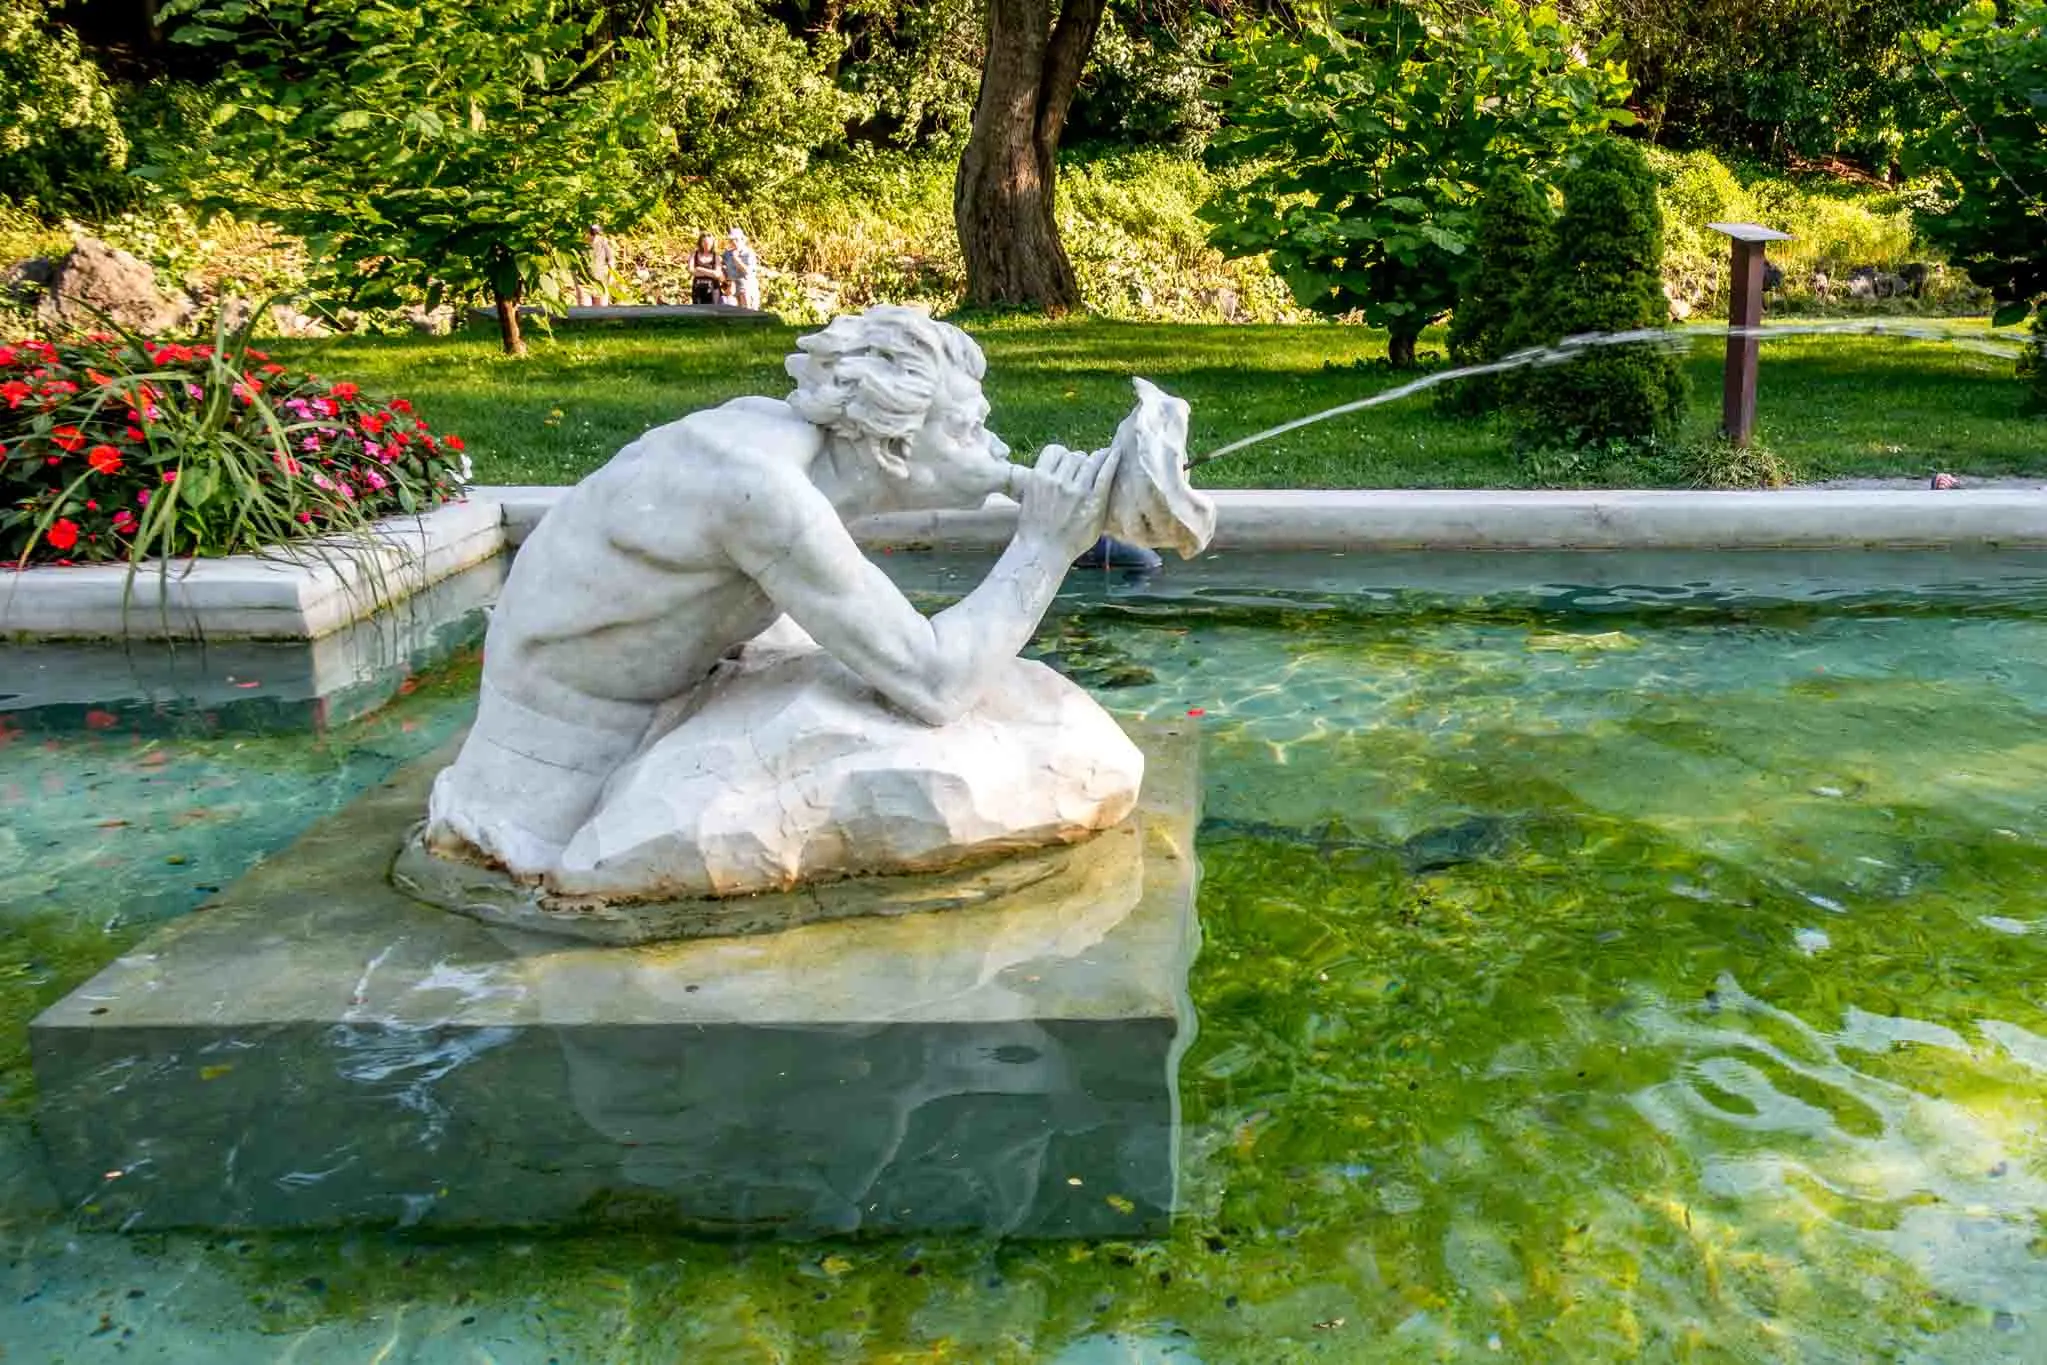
[493,289,526,358]
[1388,329,1419,369]
[954,0,1106,312]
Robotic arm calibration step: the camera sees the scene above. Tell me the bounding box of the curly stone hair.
[785,306,987,476]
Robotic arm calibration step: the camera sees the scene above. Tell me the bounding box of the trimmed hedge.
[1513,138,1688,450]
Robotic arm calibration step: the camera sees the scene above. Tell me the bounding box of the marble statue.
[420,305,1212,907]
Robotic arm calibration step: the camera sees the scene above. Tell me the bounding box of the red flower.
[88,445,122,475]
[46,519,79,551]
[86,368,114,386]
[390,398,413,414]
[51,425,85,452]
[0,346,16,366]
[247,349,269,362]
[443,434,465,451]
[1,379,29,407]
[329,382,359,401]
[125,425,146,442]
[260,363,286,376]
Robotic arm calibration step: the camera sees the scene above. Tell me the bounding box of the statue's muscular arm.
[700,450,1115,726]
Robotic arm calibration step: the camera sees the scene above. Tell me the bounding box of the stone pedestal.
[30,724,1199,1237]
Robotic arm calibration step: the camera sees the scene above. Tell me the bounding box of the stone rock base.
[30,725,1199,1236]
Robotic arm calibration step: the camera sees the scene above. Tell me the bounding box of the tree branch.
[1036,0,1108,159]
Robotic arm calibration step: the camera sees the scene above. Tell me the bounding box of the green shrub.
[1514,137,1688,449]
[1644,146,1945,314]
[2,321,467,565]
[1443,167,1555,413]
[1679,432,1792,489]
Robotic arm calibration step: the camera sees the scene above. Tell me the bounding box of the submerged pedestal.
[30,724,1200,1237]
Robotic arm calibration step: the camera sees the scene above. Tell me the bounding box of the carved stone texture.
[419,307,1203,915]
[1101,377,1215,558]
[36,236,193,334]
[552,639,1142,900]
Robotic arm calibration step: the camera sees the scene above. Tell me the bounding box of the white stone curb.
[486,485,2047,553]
[1,498,505,641]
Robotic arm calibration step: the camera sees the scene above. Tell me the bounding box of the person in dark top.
[689,233,723,306]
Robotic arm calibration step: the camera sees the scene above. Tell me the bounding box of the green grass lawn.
[273,317,2043,488]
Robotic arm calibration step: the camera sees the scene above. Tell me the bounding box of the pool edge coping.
[0,497,506,641]
[486,484,2047,553]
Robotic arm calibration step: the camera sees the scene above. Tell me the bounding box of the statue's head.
[786,306,1012,505]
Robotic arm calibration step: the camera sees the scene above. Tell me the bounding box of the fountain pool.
[4,548,2046,1361]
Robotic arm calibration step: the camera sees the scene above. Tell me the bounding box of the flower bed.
[2,329,469,566]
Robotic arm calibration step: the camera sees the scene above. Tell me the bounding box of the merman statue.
[417,305,1213,915]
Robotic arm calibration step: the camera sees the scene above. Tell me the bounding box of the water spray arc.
[1187,319,2031,468]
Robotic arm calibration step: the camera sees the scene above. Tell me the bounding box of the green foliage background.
[1905,0,2047,330]
[1203,0,1634,356]
[0,0,131,218]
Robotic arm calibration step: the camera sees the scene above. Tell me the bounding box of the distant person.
[581,225,615,306]
[689,233,722,306]
[724,227,760,310]
[718,277,736,307]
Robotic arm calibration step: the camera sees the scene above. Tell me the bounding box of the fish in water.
[1199,813,1522,872]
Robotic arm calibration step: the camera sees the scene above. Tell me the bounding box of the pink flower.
[185,384,203,400]
[135,489,151,506]
[312,472,333,491]
[161,469,177,483]
[296,511,312,524]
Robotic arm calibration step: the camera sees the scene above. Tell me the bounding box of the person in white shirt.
[724,227,761,310]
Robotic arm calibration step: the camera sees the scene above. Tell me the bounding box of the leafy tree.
[1585,0,1960,169]
[656,0,854,191]
[1906,0,2047,377]
[1066,4,1222,150]
[164,0,668,355]
[1441,166,1554,413]
[835,0,986,149]
[0,0,132,217]
[1203,0,1632,367]
[1513,136,1688,448]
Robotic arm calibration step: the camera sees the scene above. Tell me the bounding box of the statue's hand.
[1017,443,1120,561]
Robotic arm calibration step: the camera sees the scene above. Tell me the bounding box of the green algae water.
[4,551,2047,1361]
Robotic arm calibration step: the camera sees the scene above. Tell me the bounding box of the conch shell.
[1100,378,1215,559]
